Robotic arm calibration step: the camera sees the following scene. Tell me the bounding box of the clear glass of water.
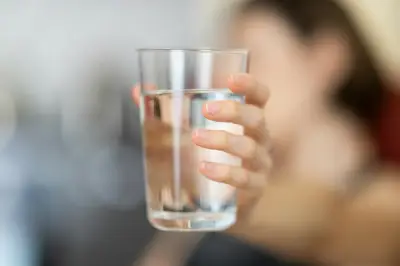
[138,48,248,231]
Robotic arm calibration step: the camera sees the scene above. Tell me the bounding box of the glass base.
[148,211,236,232]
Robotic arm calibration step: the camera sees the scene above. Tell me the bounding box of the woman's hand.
[132,73,271,213]
[191,73,271,211]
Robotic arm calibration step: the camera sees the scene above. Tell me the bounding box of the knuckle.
[252,109,265,130]
[219,131,230,148]
[243,138,258,159]
[254,173,267,191]
[229,101,241,120]
[236,169,250,188]
[224,166,235,182]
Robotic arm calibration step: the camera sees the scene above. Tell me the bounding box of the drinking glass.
[138,48,248,231]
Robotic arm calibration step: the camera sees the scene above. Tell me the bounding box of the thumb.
[132,85,140,106]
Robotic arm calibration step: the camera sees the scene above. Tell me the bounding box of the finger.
[132,84,159,118]
[202,100,266,140]
[192,129,262,162]
[228,73,269,107]
[133,85,154,118]
[192,129,270,170]
[199,161,266,190]
[132,85,140,105]
[132,84,158,105]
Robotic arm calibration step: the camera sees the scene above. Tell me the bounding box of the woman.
[133,0,388,265]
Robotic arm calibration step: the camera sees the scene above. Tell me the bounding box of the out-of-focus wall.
[0,0,199,201]
[0,0,198,134]
[0,2,201,266]
[197,0,242,45]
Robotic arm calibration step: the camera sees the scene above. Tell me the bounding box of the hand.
[190,74,271,211]
[132,73,271,214]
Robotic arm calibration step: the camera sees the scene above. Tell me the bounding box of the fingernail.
[193,129,208,139]
[205,102,220,115]
[200,162,214,171]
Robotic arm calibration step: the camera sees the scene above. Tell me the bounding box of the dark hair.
[239,0,385,131]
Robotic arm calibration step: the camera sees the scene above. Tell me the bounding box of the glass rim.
[137,48,248,54]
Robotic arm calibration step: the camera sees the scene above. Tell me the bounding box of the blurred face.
[231,12,350,141]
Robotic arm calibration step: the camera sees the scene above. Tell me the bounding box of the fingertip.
[198,161,230,184]
[201,103,208,117]
[229,74,268,106]
[228,73,253,91]
[202,101,222,119]
[199,161,208,172]
[227,75,239,93]
[199,162,221,182]
[199,161,214,174]
[191,130,205,148]
[191,130,198,141]
[132,85,140,105]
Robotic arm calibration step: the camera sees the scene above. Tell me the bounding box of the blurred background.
[0,1,398,266]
